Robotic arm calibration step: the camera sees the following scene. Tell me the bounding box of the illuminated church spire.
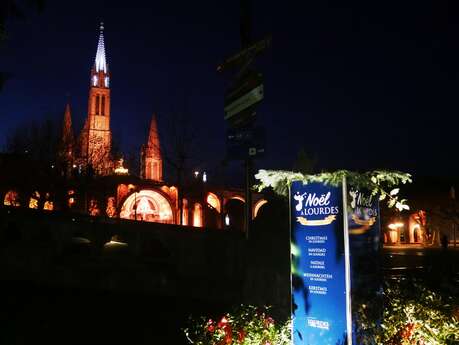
[81,22,112,175]
[95,22,108,73]
[141,114,163,181]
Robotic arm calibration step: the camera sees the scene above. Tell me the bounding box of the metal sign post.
[218,0,270,238]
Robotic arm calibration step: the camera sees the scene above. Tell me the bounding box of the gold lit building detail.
[89,199,101,216]
[253,199,268,219]
[119,189,174,223]
[43,201,54,211]
[206,193,221,213]
[106,197,116,217]
[4,190,20,207]
[67,23,113,175]
[193,203,203,228]
[141,114,163,182]
[29,191,40,209]
[182,199,189,226]
[0,24,268,233]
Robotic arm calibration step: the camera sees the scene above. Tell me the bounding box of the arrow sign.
[224,84,264,120]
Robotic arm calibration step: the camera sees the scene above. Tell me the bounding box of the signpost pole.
[341,176,353,345]
[244,156,253,239]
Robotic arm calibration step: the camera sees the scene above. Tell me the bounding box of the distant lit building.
[0,24,268,231]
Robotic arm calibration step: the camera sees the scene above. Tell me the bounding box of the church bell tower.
[82,22,112,174]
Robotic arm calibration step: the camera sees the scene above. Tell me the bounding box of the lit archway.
[206,192,221,213]
[253,199,268,219]
[119,189,174,223]
[193,203,203,228]
[3,190,20,207]
[230,195,245,203]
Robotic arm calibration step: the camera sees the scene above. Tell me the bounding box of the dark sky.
[1,0,459,181]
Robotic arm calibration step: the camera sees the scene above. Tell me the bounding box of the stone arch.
[224,198,245,231]
[192,203,203,228]
[119,189,174,224]
[253,199,268,219]
[229,195,245,203]
[206,192,221,213]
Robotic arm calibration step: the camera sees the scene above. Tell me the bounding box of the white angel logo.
[349,190,358,209]
[294,192,307,211]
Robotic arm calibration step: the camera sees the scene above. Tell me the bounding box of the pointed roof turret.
[147,114,161,157]
[62,102,74,144]
[94,22,108,73]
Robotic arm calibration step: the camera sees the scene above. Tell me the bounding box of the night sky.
[1,0,459,182]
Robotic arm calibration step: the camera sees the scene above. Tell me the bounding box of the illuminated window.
[105,76,109,87]
[4,190,20,207]
[101,95,105,116]
[193,203,203,228]
[96,95,100,115]
[206,193,221,213]
[89,199,101,216]
[43,201,54,211]
[93,75,98,86]
[43,193,53,211]
[68,190,76,208]
[119,189,173,223]
[182,198,188,226]
[106,197,116,217]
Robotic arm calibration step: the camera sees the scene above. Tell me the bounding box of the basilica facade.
[32,24,267,230]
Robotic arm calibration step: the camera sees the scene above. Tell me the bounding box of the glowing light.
[120,189,173,223]
[43,193,53,211]
[89,199,101,216]
[253,199,268,218]
[43,201,54,211]
[93,75,98,86]
[193,203,203,228]
[106,197,116,217]
[95,23,107,73]
[206,193,221,213]
[194,171,199,178]
[104,240,128,248]
[231,195,245,203]
[3,190,20,207]
[29,198,38,209]
[225,214,230,226]
[137,197,154,218]
[29,191,40,209]
[105,76,109,87]
[114,162,129,175]
[68,190,75,208]
[388,222,404,230]
[202,172,207,182]
[182,198,189,226]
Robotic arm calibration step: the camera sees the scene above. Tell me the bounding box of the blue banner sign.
[290,180,351,345]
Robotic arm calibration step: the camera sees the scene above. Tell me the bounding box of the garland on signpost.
[254,169,412,211]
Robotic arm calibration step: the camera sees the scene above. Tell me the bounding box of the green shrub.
[358,280,459,345]
[183,305,291,345]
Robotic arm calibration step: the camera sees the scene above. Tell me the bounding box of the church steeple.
[59,102,75,177]
[95,22,108,74]
[82,22,113,175]
[91,22,109,89]
[62,103,74,145]
[141,114,163,181]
